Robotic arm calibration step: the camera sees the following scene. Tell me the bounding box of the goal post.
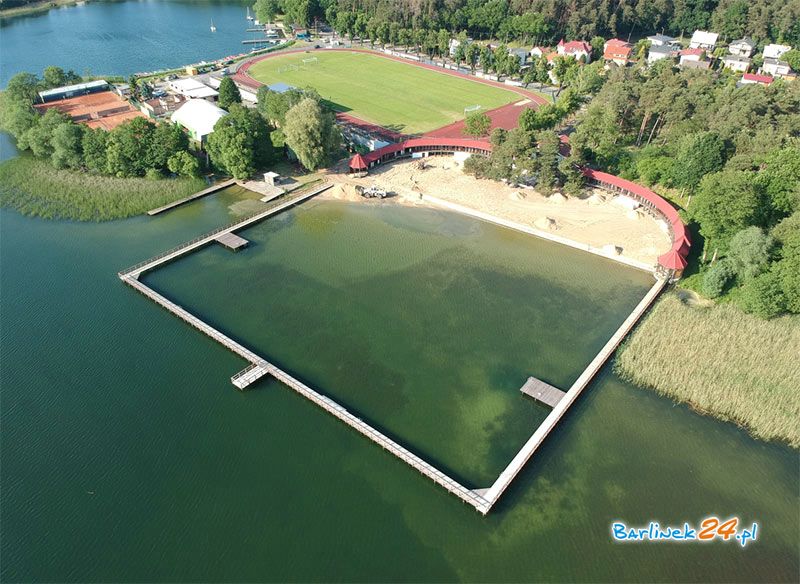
[302,57,318,65]
[464,104,482,115]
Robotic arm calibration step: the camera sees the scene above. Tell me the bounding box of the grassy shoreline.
[616,292,800,448]
[0,0,85,19]
[0,156,207,221]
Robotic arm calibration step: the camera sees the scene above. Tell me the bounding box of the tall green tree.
[50,122,84,169]
[253,0,280,24]
[282,97,340,170]
[463,112,491,137]
[218,77,242,110]
[207,104,275,179]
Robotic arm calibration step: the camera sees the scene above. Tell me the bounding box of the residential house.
[530,46,550,58]
[761,57,792,78]
[556,39,592,62]
[721,54,751,72]
[739,73,774,87]
[139,94,186,118]
[647,34,680,48]
[603,38,633,66]
[679,48,705,64]
[763,44,792,60]
[689,30,718,51]
[728,37,756,57]
[647,44,676,65]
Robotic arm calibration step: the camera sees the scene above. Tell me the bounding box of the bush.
[702,259,734,298]
[737,269,787,318]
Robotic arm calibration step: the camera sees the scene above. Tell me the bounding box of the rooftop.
[34,89,144,131]
[171,99,229,137]
[38,79,108,100]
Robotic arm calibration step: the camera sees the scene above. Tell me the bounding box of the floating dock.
[215,232,249,251]
[520,377,566,408]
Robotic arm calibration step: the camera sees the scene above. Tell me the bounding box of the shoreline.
[0,0,86,19]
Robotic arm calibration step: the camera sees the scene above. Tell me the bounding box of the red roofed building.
[348,153,368,173]
[556,39,592,62]
[740,72,774,86]
[603,39,633,66]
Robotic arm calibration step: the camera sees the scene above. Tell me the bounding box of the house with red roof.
[603,39,633,66]
[556,39,592,62]
[678,47,709,69]
[739,73,774,87]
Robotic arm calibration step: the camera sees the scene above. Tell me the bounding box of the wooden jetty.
[147,179,236,216]
[119,178,667,515]
[215,232,249,251]
[120,183,331,281]
[481,278,667,508]
[520,377,566,408]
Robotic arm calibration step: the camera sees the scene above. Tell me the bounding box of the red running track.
[232,47,549,137]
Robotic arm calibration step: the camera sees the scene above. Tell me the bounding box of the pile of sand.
[548,192,567,204]
[510,191,527,201]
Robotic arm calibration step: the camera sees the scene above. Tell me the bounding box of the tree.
[757,146,800,214]
[218,77,242,110]
[480,46,494,75]
[692,170,770,254]
[783,49,800,72]
[536,130,561,192]
[105,117,157,177]
[207,104,275,179]
[254,0,280,24]
[465,43,480,74]
[559,155,585,196]
[167,151,200,177]
[0,92,37,140]
[147,122,189,170]
[671,132,727,191]
[18,108,70,158]
[50,122,84,169]
[81,127,108,173]
[5,72,40,104]
[463,112,491,137]
[282,97,340,170]
[42,66,79,89]
[726,227,773,281]
[737,268,787,318]
[702,259,735,298]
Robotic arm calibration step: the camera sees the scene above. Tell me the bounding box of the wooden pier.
[119,179,667,515]
[481,278,667,508]
[520,377,566,408]
[147,179,236,216]
[120,183,331,280]
[215,232,249,251]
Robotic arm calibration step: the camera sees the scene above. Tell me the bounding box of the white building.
[171,99,228,143]
[168,78,219,100]
[721,54,751,72]
[647,34,679,48]
[761,58,792,77]
[679,48,705,64]
[689,30,719,50]
[648,44,675,65]
[728,37,756,57]
[448,38,472,57]
[763,44,792,60]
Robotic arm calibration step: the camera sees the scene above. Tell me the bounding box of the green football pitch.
[247,51,522,134]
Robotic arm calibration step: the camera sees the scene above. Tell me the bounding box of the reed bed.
[616,293,800,448]
[0,157,206,221]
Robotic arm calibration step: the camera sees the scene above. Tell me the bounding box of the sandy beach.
[323,156,672,266]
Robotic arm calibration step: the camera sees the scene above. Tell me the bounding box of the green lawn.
[248,51,521,134]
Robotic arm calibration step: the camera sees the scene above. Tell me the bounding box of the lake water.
[1,0,255,86]
[1,1,798,581]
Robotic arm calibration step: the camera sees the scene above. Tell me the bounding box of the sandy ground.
[322,157,672,265]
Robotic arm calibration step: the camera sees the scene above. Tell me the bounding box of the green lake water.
[1,190,798,582]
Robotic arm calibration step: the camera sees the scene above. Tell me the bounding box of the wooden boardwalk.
[119,178,666,515]
[147,179,236,216]
[121,183,331,280]
[481,278,667,508]
[520,377,566,408]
